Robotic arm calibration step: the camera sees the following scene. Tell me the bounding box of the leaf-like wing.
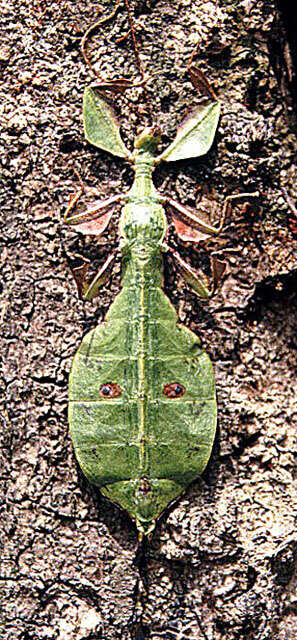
[83,87,132,159]
[157,101,220,162]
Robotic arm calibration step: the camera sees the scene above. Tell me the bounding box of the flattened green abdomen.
[69,277,216,535]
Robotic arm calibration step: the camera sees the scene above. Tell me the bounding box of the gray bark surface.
[1,1,297,639]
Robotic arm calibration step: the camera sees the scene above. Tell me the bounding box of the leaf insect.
[65,0,258,538]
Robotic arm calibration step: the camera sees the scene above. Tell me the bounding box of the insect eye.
[99,383,122,398]
[162,382,185,398]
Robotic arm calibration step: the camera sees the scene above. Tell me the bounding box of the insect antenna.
[123,0,143,80]
[122,0,154,124]
[81,0,154,124]
[81,0,122,85]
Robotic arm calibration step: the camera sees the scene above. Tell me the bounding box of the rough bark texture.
[1,1,297,639]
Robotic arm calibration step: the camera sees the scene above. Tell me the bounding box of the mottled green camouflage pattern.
[69,89,219,535]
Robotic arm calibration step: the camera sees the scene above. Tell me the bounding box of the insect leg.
[216,192,259,233]
[65,188,124,298]
[166,197,221,241]
[188,64,218,101]
[65,193,124,235]
[163,243,225,299]
[165,191,259,242]
[164,192,258,297]
[72,251,118,301]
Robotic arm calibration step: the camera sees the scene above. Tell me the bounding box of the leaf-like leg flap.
[84,253,117,301]
[156,66,220,163]
[72,258,91,299]
[69,209,113,236]
[166,246,226,298]
[156,100,220,163]
[83,87,133,160]
[65,194,123,235]
[218,191,260,233]
[188,66,218,101]
[168,247,211,299]
[166,197,220,242]
[210,255,226,291]
[167,191,259,243]
[73,252,117,301]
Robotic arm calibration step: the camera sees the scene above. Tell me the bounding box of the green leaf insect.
[65,7,257,537]
[66,86,221,537]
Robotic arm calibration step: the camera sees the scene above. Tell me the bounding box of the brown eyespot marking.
[162,382,185,398]
[99,383,122,398]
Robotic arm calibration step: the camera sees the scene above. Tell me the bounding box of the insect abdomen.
[69,250,216,534]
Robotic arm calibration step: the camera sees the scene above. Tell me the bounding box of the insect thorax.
[120,142,167,257]
[121,200,166,247]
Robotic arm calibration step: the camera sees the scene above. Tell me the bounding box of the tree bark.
[1,1,297,639]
